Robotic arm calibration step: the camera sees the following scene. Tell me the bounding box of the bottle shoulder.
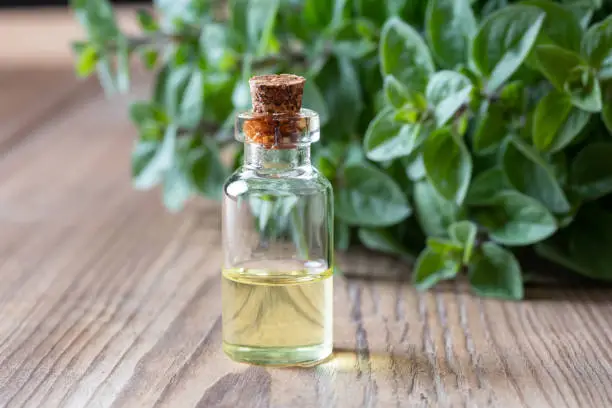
[224,166,332,199]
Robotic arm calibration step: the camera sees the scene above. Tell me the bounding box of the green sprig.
[71,0,612,299]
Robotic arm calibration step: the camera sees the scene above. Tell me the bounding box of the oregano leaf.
[423,128,472,205]
[469,242,524,300]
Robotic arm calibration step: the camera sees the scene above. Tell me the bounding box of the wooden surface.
[2,10,612,408]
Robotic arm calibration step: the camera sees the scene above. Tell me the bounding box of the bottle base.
[223,342,333,367]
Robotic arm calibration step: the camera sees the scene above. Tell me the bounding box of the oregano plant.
[71,0,612,299]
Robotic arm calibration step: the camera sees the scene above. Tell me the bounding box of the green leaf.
[179,71,204,128]
[131,140,159,189]
[423,128,472,205]
[129,102,150,125]
[466,167,512,205]
[426,237,463,259]
[164,66,192,118]
[413,248,460,291]
[172,43,193,67]
[163,164,192,212]
[191,139,228,200]
[136,9,159,32]
[247,0,280,56]
[355,17,377,39]
[153,66,169,105]
[333,34,376,60]
[550,108,591,153]
[344,142,366,166]
[523,0,583,51]
[563,0,599,29]
[133,125,177,190]
[570,142,612,200]
[568,207,612,280]
[115,36,130,93]
[71,0,119,42]
[75,43,98,77]
[335,220,350,251]
[472,102,508,154]
[425,71,472,126]
[139,47,159,70]
[155,0,209,28]
[302,82,329,126]
[425,0,477,68]
[314,148,338,180]
[469,242,523,300]
[141,107,167,140]
[404,153,426,181]
[317,57,363,137]
[355,0,387,24]
[394,107,420,124]
[550,151,569,188]
[96,57,117,95]
[535,45,585,91]
[336,163,411,227]
[499,80,527,111]
[532,90,590,152]
[303,0,340,30]
[564,66,603,112]
[384,75,412,109]
[364,108,425,162]
[386,0,409,17]
[502,138,571,214]
[358,228,414,260]
[229,0,248,41]
[448,220,478,264]
[379,17,434,92]
[413,179,462,237]
[581,14,612,72]
[200,24,236,70]
[474,191,557,246]
[472,5,545,92]
[480,0,508,16]
[604,103,612,134]
[129,101,166,130]
[532,90,572,149]
[232,55,252,110]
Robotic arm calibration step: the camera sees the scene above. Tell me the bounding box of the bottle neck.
[244,143,311,172]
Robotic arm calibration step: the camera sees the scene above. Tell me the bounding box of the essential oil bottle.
[221,74,333,366]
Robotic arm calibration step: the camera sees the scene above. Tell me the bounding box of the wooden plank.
[0,68,95,153]
[0,8,140,67]
[0,7,141,152]
[0,69,612,408]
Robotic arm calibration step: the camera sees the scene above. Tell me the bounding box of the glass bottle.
[221,74,333,366]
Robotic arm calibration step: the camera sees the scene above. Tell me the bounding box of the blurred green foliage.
[72,0,612,299]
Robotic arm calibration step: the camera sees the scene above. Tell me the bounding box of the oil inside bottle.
[222,258,333,366]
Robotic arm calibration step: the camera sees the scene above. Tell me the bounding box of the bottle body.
[222,143,334,366]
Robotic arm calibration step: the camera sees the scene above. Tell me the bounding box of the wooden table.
[1,9,612,408]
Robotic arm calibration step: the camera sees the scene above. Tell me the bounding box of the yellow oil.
[222,259,333,366]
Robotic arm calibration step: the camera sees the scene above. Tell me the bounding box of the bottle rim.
[235,108,320,147]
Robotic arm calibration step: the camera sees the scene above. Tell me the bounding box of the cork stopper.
[249,74,306,114]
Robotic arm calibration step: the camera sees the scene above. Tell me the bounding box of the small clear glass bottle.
[221,75,333,366]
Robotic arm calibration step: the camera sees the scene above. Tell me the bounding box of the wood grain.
[2,11,612,408]
[0,68,96,153]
